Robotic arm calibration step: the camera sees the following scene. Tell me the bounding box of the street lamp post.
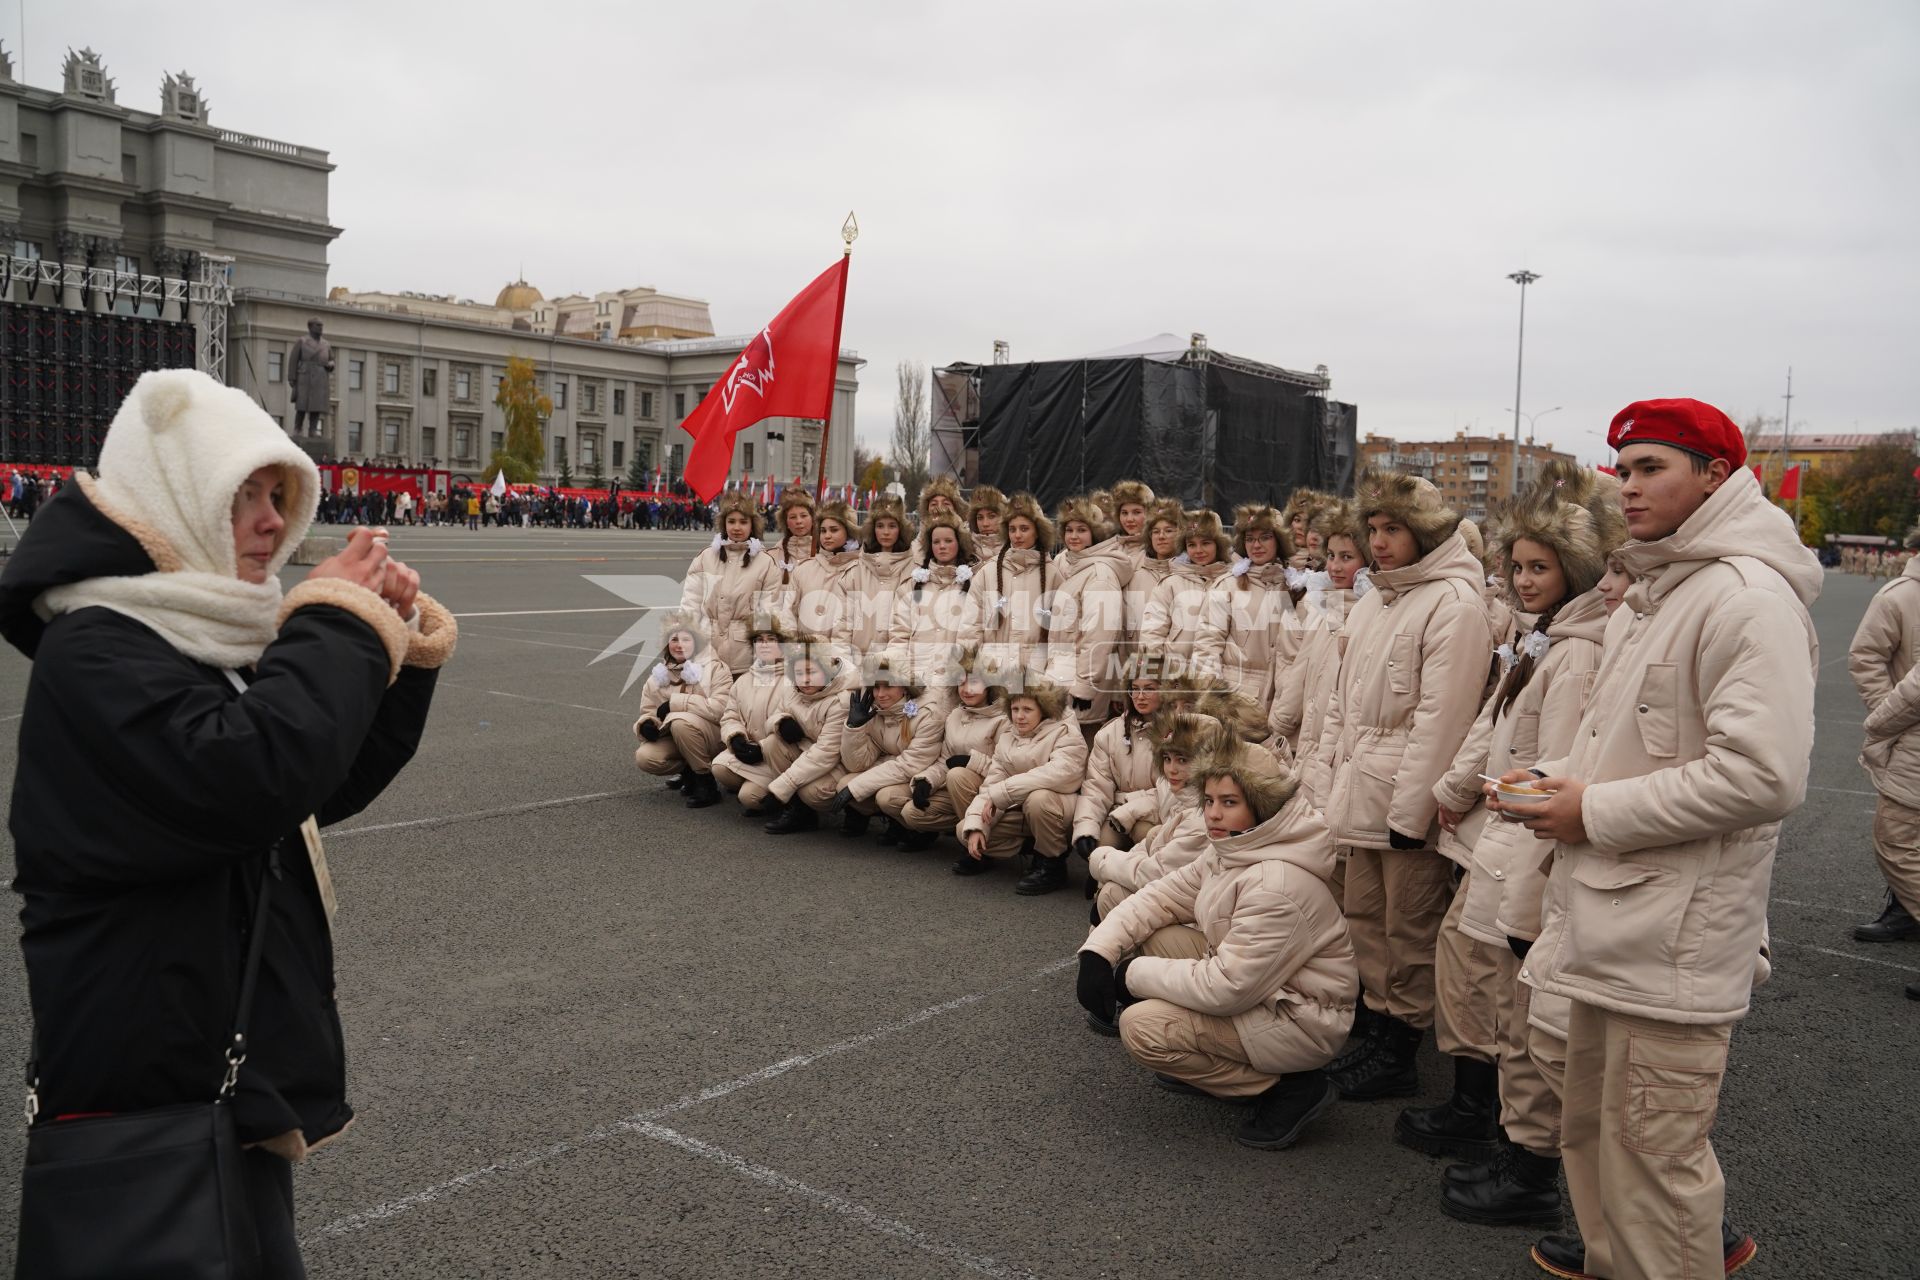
[1502,405,1562,485]
[1507,269,1541,496]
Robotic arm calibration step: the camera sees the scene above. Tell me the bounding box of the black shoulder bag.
[15,851,277,1279]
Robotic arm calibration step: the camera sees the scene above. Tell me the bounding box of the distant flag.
[489,471,507,500]
[1778,462,1804,501]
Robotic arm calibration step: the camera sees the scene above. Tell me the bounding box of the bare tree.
[890,359,933,510]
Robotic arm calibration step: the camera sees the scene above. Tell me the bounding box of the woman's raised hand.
[308,527,390,593]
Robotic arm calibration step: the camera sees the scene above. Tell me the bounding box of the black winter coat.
[0,484,437,1146]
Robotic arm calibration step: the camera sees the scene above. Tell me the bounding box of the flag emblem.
[720,327,777,413]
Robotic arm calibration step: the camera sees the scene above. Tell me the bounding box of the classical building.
[1358,432,1575,521]
[0,43,863,487]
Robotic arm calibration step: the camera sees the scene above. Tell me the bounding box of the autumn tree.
[1830,436,1919,538]
[488,356,550,484]
[858,454,891,494]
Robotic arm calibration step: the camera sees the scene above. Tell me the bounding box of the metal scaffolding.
[0,251,235,378]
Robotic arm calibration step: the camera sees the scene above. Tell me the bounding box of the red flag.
[680,257,850,502]
[1778,463,1802,501]
[1749,463,1764,490]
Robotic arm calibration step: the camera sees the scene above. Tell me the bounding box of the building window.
[455,425,472,459]
[613,440,625,469]
[18,134,36,166]
[674,392,686,419]
[114,254,140,276]
[493,374,504,395]
[613,388,625,416]
[554,436,568,466]
[267,351,284,383]
[582,435,598,466]
[491,431,504,456]
[454,369,471,400]
[743,443,755,472]
[382,419,402,455]
[122,153,137,186]
[420,427,436,460]
[11,240,42,260]
[553,379,568,410]
[348,421,364,453]
[422,367,437,397]
[382,362,400,395]
[582,382,598,414]
[641,390,654,419]
[349,360,364,391]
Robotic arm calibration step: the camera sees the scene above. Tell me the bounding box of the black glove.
[1073,834,1097,859]
[1114,957,1136,1004]
[1071,696,1093,712]
[1387,827,1424,851]
[946,754,971,770]
[736,738,764,766]
[910,777,933,810]
[638,718,662,742]
[827,787,854,813]
[728,733,751,756]
[655,700,672,722]
[1507,936,1532,960]
[1076,952,1117,1024]
[1088,899,1102,926]
[776,716,806,745]
[845,689,876,728]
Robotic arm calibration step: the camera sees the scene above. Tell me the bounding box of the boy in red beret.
[1490,398,1819,1280]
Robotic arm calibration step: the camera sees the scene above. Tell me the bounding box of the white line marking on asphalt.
[1801,945,1920,974]
[456,630,614,655]
[436,682,631,718]
[0,713,20,723]
[629,1120,1039,1280]
[452,606,646,618]
[1773,896,1871,917]
[302,956,1076,1245]
[327,788,643,839]
[1806,784,1877,797]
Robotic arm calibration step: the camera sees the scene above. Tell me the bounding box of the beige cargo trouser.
[634,716,720,776]
[1433,872,1500,1063]
[895,766,983,834]
[711,737,803,808]
[1871,794,1920,918]
[1341,844,1452,1028]
[1493,945,1562,1157]
[1561,999,1732,1280]
[1117,925,1273,1099]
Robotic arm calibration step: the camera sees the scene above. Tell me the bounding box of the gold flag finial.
[842,211,859,255]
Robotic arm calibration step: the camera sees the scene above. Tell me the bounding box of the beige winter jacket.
[917,700,1008,792]
[835,550,915,657]
[1046,542,1130,723]
[1083,794,1358,1073]
[636,652,736,732]
[765,678,853,804]
[719,660,795,751]
[787,546,863,639]
[1196,562,1293,713]
[1089,782,1206,892]
[1287,583,1360,811]
[1852,555,1920,808]
[978,547,1051,659]
[1126,557,1175,655]
[959,717,1090,835]
[679,539,783,673]
[1526,471,1822,1025]
[888,566,985,691]
[1430,592,1607,945]
[1141,558,1229,661]
[1323,532,1495,848]
[840,698,946,802]
[1073,715,1162,842]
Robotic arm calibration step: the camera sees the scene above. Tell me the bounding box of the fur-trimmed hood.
[745,611,792,643]
[1002,492,1057,554]
[1201,742,1301,828]
[919,475,969,526]
[1110,480,1156,516]
[916,511,978,567]
[1308,499,1359,552]
[655,607,712,662]
[1231,503,1293,563]
[715,490,767,541]
[776,485,816,530]
[859,494,913,553]
[1179,508,1233,564]
[860,648,925,698]
[1281,487,1334,533]
[1143,498,1186,559]
[1355,468,1461,557]
[783,632,844,689]
[967,485,1008,532]
[817,499,858,544]
[1152,709,1231,767]
[1004,672,1069,721]
[1056,495,1115,544]
[1495,460,1627,601]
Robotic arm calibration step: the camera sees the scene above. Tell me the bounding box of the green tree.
[557,452,575,490]
[587,452,606,491]
[858,454,891,494]
[487,356,550,484]
[625,451,651,490]
[1831,436,1918,538]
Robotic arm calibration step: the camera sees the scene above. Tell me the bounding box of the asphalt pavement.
[0,525,1912,1279]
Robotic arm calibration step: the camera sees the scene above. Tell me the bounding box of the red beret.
[1607,398,1746,468]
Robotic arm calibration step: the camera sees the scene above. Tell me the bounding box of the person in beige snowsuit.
[1070,650,1169,860]
[829,651,945,844]
[710,617,801,816]
[759,636,855,836]
[836,495,916,662]
[1089,709,1224,920]
[1197,503,1295,717]
[977,493,1055,681]
[896,646,1010,854]
[1141,509,1233,663]
[1848,531,1920,948]
[787,498,862,640]
[1046,498,1132,733]
[680,491,782,675]
[634,611,738,808]
[958,676,1090,891]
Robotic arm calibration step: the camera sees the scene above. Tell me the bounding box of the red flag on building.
[680,257,850,502]
[1778,463,1803,501]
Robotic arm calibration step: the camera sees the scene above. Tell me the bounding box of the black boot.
[1530,1220,1757,1279]
[875,817,901,846]
[740,794,773,818]
[763,796,818,835]
[1015,853,1069,896]
[1334,1015,1422,1100]
[683,771,722,809]
[951,853,990,877]
[1327,1003,1384,1077]
[1235,1070,1338,1150]
[664,767,690,792]
[1441,1138,1562,1226]
[1853,889,1920,942]
[897,829,937,852]
[839,811,871,839]
[1395,1055,1499,1159]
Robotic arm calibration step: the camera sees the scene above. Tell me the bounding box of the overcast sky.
[12,1,1915,463]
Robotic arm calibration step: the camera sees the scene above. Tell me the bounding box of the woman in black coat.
[0,370,457,1276]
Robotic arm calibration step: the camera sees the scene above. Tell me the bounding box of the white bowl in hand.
[1494,781,1551,821]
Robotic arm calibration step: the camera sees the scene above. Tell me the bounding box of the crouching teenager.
[828,652,945,846]
[635,612,736,807]
[760,637,854,835]
[710,617,798,817]
[1076,743,1358,1150]
[896,646,1009,854]
[1088,710,1219,922]
[956,677,1090,891]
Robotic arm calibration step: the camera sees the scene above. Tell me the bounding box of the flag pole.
[814,212,857,499]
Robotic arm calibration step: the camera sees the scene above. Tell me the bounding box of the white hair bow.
[953,565,973,584]
[1229,556,1252,578]
[747,537,765,556]
[1353,568,1373,598]
[651,663,671,688]
[681,659,703,684]
[911,565,933,583]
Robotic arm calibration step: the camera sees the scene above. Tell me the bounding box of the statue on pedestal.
[288,319,335,439]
